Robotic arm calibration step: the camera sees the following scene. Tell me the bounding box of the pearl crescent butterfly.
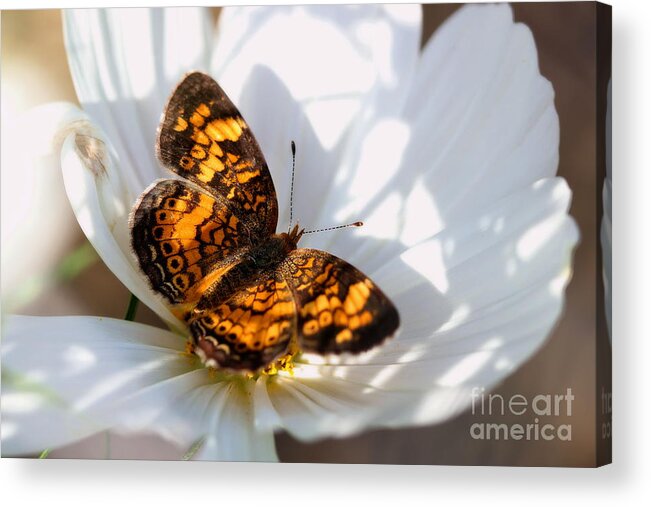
[130,72,400,372]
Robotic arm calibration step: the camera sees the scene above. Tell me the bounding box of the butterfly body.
[130,72,399,373]
[188,227,301,314]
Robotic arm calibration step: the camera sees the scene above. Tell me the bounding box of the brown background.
[1,3,602,466]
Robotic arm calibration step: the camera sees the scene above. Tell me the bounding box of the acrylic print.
[1,3,610,466]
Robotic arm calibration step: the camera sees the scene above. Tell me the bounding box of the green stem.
[38,449,51,459]
[12,241,98,309]
[55,241,98,281]
[182,437,205,460]
[124,293,140,321]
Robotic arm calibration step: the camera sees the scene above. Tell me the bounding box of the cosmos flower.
[2,4,579,460]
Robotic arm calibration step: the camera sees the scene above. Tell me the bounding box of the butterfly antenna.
[302,221,364,235]
[287,141,362,236]
[288,141,296,231]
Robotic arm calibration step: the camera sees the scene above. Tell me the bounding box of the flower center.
[259,349,297,377]
[187,338,298,378]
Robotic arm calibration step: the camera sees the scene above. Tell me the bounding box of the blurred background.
[1,3,600,466]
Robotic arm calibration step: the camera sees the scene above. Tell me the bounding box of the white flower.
[2,5,579,461]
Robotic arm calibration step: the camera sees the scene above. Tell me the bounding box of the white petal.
[61,130,184,331]
[401,4,559,242]
[108,369,213,444]
[252,375,283,432]
[265,178,578,438]
[64,8,213,198]
[333,4,561,271]
[1,102,86,308]
[1,315,193,456]
[195,382,278,462]
[298,4,561,274]
[1,382,99,457]
[211,5,421,232]
[264,372,404,441]
[303,5,422,241]
[372,178,575,361]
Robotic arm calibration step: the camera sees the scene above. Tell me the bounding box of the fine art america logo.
[470,387,574,442]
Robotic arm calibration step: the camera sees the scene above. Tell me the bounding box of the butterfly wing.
[282,249,400,354]
[130,179,254,315]
[157,71,278,240]
[189,272,297,371]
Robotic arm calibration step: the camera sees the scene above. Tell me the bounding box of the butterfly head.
[276,223,305,253]
[285,223,305,247]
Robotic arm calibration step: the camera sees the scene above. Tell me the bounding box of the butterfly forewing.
[157,71,278,240]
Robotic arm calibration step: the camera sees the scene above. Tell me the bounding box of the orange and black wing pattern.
[131,71,400,372]
[157,72,278,240]
[129,179,253,314]
[282,249,400,354]
[189,272,297,371]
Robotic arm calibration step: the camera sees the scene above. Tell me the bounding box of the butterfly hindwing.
[129,179,253,310]
[157,71,278,240]
[189,272,297,371]
[282,249,400,354]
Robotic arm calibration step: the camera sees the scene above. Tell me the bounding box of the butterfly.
[130,72,399,372]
